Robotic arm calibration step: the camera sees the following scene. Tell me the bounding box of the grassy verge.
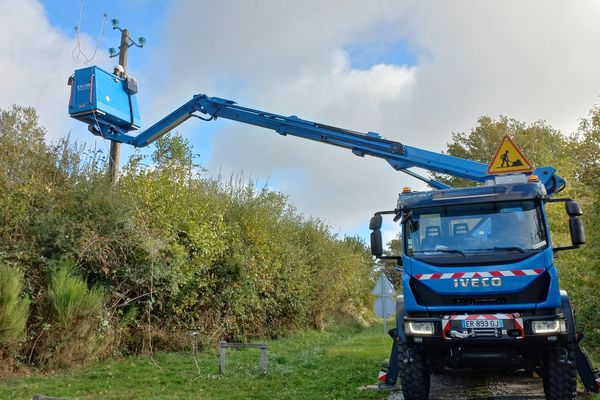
[0,322,393,400]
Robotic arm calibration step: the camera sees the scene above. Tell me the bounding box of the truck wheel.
[542,344,576,400]
[397,343,430,400]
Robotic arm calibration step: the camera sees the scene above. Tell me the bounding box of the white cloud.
[0,0,109,143]
[143,0,420,232]
[401,0,600,143]
[142,0,600,233]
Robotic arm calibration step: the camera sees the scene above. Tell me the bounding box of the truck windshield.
[405,200,547,258]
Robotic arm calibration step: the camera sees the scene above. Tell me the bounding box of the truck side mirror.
[565,200,583,217]
[569,217,585,246]
[549,198,586,251]
[566,201,585,247]
[369,211,403,263]
[369,215,383,230]
[370,230,383,257]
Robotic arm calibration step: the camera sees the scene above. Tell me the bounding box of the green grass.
[0,322,392,400]
[5,320,599,399]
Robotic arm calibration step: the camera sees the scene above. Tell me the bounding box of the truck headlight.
[531,320,567,335]
[405,321,435,336]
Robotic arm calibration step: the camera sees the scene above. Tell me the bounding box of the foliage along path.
[0,322,391,400]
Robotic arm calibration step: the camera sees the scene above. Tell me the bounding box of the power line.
[72,0,108,64]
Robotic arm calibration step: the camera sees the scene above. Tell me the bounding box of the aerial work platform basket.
[68,66,141,132]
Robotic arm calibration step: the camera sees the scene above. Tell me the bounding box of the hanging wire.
[71,0,85,61]
[72,0,108,64]
[91,109,111,155]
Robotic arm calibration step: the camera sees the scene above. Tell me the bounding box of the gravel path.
[386,370,584,400]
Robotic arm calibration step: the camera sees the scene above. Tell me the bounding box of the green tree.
[434,116,571,188]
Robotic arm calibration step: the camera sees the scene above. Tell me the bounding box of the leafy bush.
[0,105,374,367]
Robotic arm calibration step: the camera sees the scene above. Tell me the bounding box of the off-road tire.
[542,344,577,400]
[397,343,430,400]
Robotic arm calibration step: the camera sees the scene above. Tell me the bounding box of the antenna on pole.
[107,19,146,183]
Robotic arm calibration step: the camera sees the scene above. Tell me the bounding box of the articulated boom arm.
[88,93,564,195]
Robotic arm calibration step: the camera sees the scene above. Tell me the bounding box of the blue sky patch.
[41,0,170,71]
[345,40,418,69]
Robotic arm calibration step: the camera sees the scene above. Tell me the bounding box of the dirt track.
[386,370,585,400]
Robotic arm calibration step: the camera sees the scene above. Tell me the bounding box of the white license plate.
[462,319,504,329]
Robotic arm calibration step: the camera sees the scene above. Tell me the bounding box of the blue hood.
[402,250,561,313]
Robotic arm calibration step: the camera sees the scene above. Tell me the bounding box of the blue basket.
[68,66,141,132]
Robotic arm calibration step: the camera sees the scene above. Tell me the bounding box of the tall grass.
[41,260,106,367]
[48,261,104,330]
[0,264,30,346]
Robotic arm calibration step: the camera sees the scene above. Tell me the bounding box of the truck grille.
[409,272,550,307]
[453,297,505,305]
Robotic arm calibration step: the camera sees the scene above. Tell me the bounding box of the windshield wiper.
[413,248,466,257]
[472,246,527,253]
[492,246,526,253]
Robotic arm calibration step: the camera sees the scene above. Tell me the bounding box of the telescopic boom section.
[87,93,564,194]
[103,94,491,190]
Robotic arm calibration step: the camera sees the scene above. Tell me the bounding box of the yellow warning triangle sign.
[487,136,532,175]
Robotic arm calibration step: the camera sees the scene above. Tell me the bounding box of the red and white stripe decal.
[448,313,514,320]
[378,370,387,382]
[442,319,451,338]
[514,317,525,334]
[414,269,544,280]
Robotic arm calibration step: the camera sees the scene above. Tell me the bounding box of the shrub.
[0,106,375,363]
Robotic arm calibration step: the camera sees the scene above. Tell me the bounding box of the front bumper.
[403,312,569,346]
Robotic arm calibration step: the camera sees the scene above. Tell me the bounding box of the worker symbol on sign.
[500,150,510,168]
[499,150,523,168]
[487,136,532,175]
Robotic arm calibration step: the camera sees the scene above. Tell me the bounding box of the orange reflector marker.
[402,187,412,193]
[528,175,540,182]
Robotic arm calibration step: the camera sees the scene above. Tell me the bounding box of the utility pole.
[107,20,145,182]
[107,28,128,182]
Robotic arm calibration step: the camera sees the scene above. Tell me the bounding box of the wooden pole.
[108,28,129,182]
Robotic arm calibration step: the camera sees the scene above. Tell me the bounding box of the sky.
[2,0,600,243]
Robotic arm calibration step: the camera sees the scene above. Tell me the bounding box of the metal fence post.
[260,345,267,374]
[219,342,226,374]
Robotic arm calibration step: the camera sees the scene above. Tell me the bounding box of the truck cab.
[370,177,587,399]
[401,180,558,315]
